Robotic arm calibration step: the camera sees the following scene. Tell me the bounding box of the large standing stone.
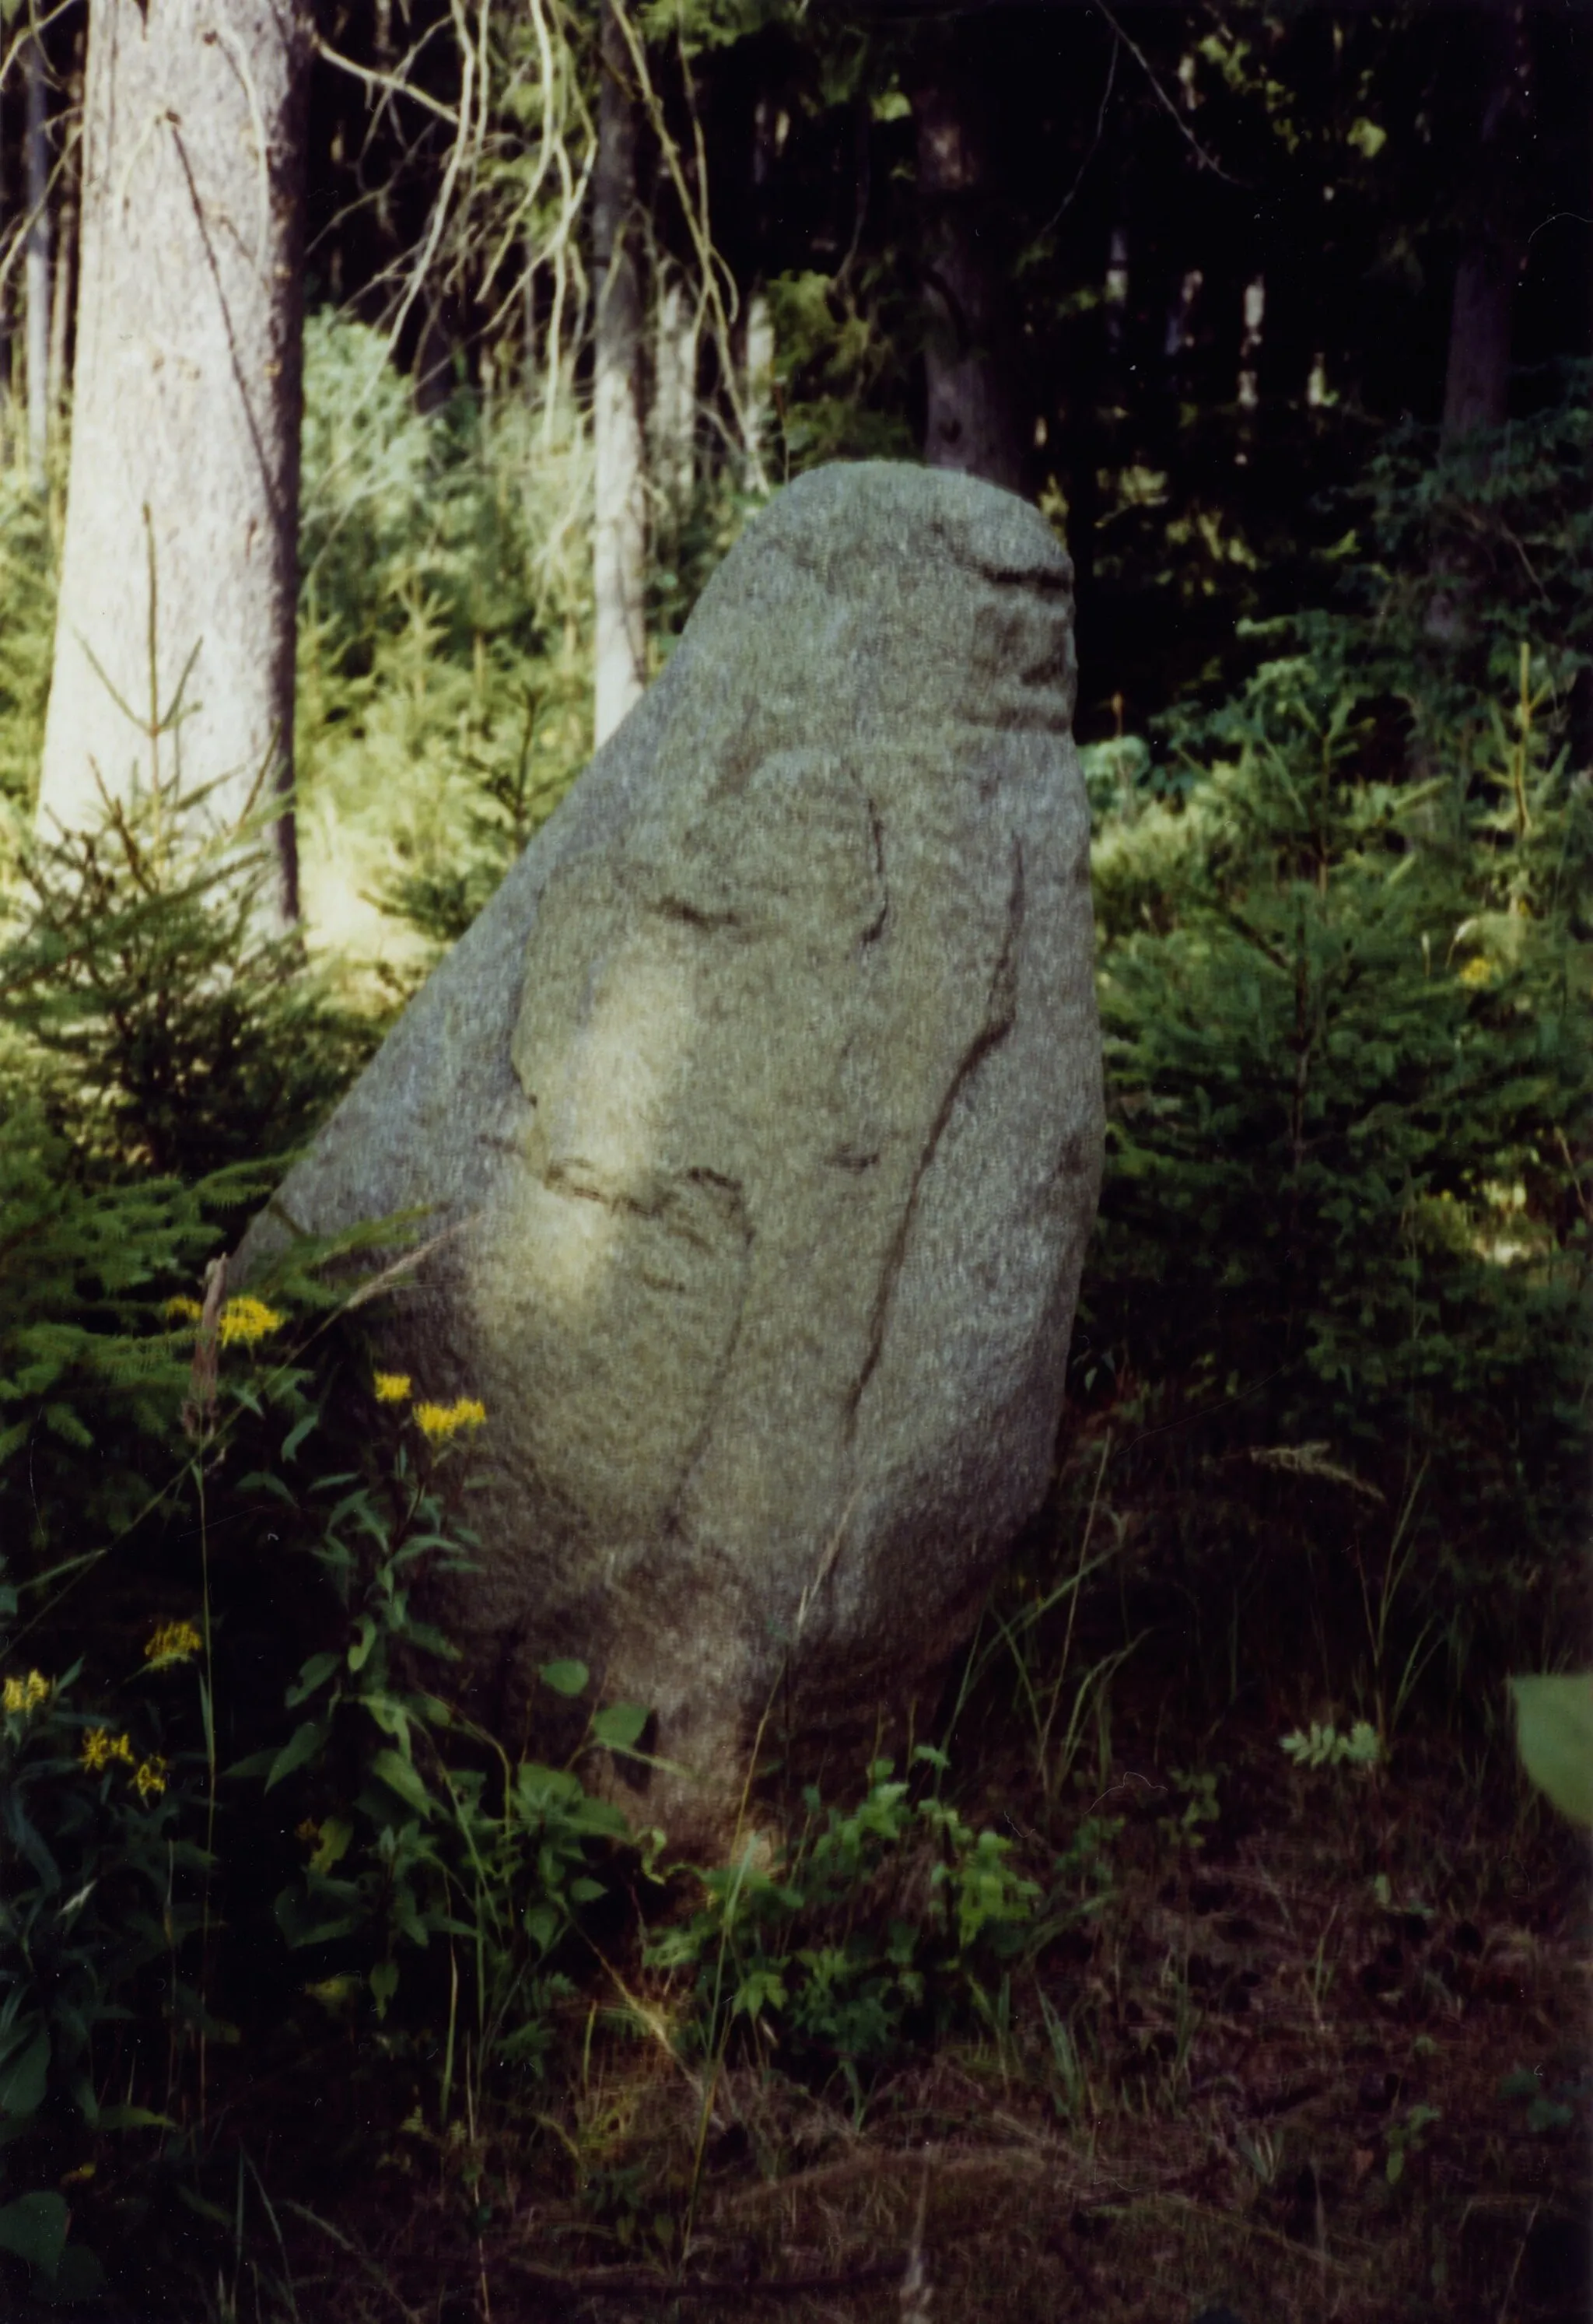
[243,462,1102,1850]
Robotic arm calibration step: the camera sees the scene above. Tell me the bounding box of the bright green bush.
[0,759,376,1579]
[647,1750,1040,2109]
[296,313,593,963]
[0,472,53,818]
[1078,380,1592,1712]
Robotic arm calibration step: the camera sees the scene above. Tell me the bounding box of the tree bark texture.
[37,0,311,925]
[46,187,72,437]
[650,264,696,524]
[1441,240,1514,443]
[24,26,50,492]
[910,34,1027,496]
[591,0,646,750]
[1440,2,1527,444]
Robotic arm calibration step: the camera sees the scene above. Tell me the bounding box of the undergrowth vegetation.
[0,345,1587,2320]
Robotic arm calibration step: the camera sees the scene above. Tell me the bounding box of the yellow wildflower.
[145,1619,203,1667]
[373,1372,412,1404]
[295,1818,322,1848]
[2,1669,50,1716]
[80,1727,135,1772]
[164,1295,204,1324]
[133,1755,169,1803]
[218,1295,284,1348]
[414,1397,488,1444]
[1458,955,1493,987]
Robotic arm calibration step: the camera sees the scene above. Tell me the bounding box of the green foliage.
[232,1368,644,2108]
[1280,1719,1383,1772]
[1497,2063,1589,2136]
[0,1098,227,1561]
[1507,1673,1593,1828]
[2,785,367,1182]
[296,314,593,966]
[761,267,917,472]
[1081,385,1591,1702]
[1384,2101,1441,2188]
[0,472,52,818]
[648,1751,1040,2106]
[0,1582,204,2298]
[1332,367,1593,740]
[0,765,373,1576]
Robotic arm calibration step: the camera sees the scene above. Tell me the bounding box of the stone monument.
[242,461,1104,1850]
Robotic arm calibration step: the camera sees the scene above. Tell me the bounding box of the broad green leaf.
[95,2105,173,2132]
[51,2242,107,2299]
[360,1693,411,1744]
[0,2030,50,2122]
[285,1651,341,1707]
[540,1659,589,1698]
[274,1886,359,1951]
[523,1902,559,1954]
[282,1411,317,1462]
[370,1747,435,1818]
[265,1719,329,1791]
[590,1701,648,1752]
[1509,1674,1593,1827]
[516,1761,580,1815]
[0,2190,68,2277]
[572,1796,632,1841]
[369,1961,398,2018]
[310,1816,352,1874]
[347,1615,378,1674]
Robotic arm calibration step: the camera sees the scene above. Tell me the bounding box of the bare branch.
[1092,1,1245,188]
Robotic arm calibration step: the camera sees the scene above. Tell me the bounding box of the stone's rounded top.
[666,460,1077,745]
[740,460,1074,595]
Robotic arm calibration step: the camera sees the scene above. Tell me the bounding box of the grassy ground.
[168,1629,1588,2324]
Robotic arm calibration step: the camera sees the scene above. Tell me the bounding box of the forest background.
[0,2,1589,2319]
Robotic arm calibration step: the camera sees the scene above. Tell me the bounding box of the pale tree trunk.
[651,262,696,526]
[0,84,11,454]
[743,290,775,489]
[1235,272,1264,464]
[1163,265,1203,394]
[911,30,1027,496]
[37,0,311,927]
[24,24,50,492]
[591,0,646,750]
[1237,274,1264,412]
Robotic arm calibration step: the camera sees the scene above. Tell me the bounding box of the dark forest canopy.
[4,9,1589,727]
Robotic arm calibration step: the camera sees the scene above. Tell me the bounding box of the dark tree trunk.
[47,183,73,438]
[1441,237,1514,446]
[37,0,312,925]
[591,0,647,748]
[1103,222,1129,387]
[910,27,1028,496]
[1439,3,1526,443]
[1427,3,1531,645]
